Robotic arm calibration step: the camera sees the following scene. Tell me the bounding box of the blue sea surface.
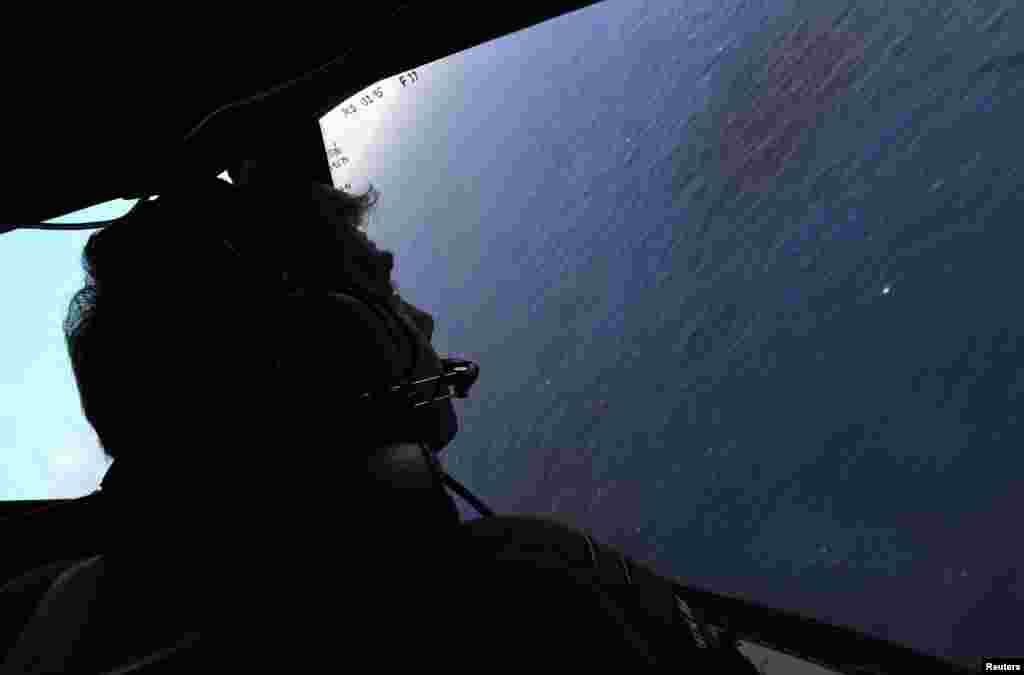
[365,0,1024,662]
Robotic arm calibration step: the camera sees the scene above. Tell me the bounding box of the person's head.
[64,176,448,501]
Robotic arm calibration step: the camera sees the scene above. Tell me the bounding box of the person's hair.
[63,181,396,463]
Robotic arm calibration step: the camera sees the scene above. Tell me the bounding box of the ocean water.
[364,0,1024,662]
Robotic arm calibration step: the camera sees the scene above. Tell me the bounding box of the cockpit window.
[4,0,1019,664]
[1,204,127,498]
[320,0,1021,664]
[0,173,232,498]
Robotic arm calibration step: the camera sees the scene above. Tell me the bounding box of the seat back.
[1,555,105,674]
[95,633,203,675]
[0,558,83,661]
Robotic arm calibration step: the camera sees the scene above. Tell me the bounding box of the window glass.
[0,174,228,498]
[4,0,1019,664]
[323,0,1022,662]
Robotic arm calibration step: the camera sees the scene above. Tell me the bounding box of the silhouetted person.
[2,169,757,673]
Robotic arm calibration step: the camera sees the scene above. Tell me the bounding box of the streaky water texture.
[371,0,1024,663]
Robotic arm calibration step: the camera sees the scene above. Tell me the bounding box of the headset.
[93,176,494,517]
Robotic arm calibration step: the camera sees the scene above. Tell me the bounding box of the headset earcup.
[271,289,458,454]
[387,295,459,452]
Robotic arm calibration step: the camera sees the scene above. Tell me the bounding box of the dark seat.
[2,516,759,672]
[91,633,203,675]
[0,558,83,661]
[1,555,106,673]
[1,554,207,675]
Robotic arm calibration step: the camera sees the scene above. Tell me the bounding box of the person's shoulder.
[450,517,660,665]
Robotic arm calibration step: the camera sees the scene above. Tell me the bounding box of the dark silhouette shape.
[1,174,752,672]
